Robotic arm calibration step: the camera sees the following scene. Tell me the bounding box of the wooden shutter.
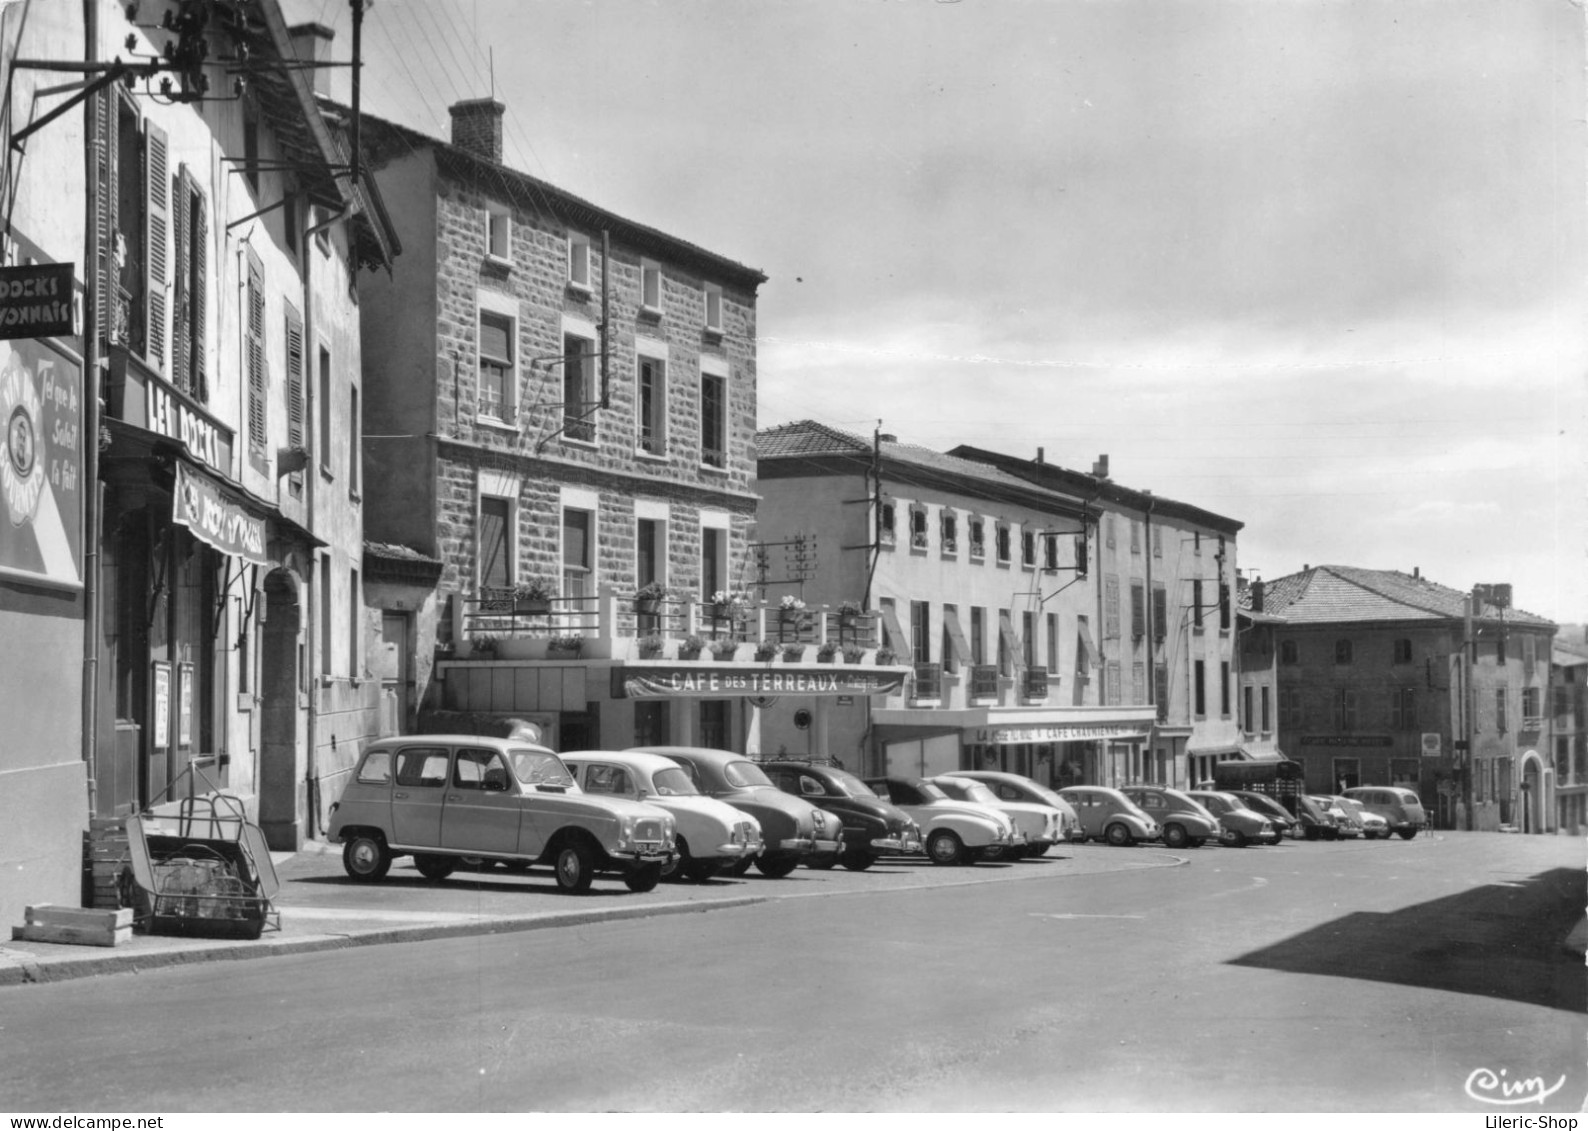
[144,122,169,373]
[285,304,305,492]
[246,250,265,458]
[191,188,208,401]
[172,166,191,393]
[92,89,118,351]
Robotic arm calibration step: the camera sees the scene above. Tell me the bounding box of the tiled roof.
[757,420,1077,500]
[1260,565,1555,627]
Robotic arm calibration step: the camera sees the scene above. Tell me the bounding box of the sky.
[290,0,1586,624]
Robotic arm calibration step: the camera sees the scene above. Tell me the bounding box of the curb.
[0,895,767,988]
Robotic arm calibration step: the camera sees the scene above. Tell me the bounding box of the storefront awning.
[173,462,268,566]
[1186,743,1242,760]
[1236,745,1287,762]
[620,663,907,700]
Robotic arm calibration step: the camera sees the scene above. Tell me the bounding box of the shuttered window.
[285,304,305,496]
[245,250,266,464]
[144,122,169,373]
[478,497,510,592]
[172,166,208,400]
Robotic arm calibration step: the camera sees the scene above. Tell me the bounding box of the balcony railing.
[1022,665,1050,700]
[970,664,1000,700]
[912,662,943,702]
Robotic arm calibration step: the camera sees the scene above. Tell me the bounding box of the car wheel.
[553,841,596,893]
[1161,823,1189,849]
[926,829,964,866]
[624,863,663,893]
[1024,843,1050,858]
[755,854,801,879]
[661,836,690,882]
[341,834,391,882]
[1226,831,1249,848]
[962,847,985,865]
[1104,822,1134,847]
[413,853,456,881]
[1189,838,1207,848]
[724,856,755,877]
[840,849,874,871]
[682,860,721,882]
[1303,826,1320,841]
[1264,832,1283,846]
[806,852,839,871]
[1397,828,1418,841]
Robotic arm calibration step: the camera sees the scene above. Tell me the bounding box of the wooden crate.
[12,904,134,947]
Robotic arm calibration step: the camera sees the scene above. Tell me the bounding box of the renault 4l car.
[1120,785,1221,849]
[864,776,1018,865]
[562,750,764,882]
[326,736,676,893]
[760,760,922,870]
[632,747,842,878]
[928,774,1063,858]
[1057,786,1160,846]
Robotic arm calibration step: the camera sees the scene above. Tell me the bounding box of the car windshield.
[651,767,698,797]
[724,760,775,788]
[510,748,575,788]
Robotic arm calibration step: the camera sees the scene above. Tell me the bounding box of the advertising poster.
[151,662,171,752]
[0,337,82,587]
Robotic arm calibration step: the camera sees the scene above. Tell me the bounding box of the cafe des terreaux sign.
[624,664,906,700]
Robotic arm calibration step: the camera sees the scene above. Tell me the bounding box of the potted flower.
[547,633,583,657]
[679,633,706,659]
[636,633,666,658]
[512,576,558,614]
[633,581,670,617]
[753,639,778,662]
[778,594,808,631]
[707,589,746,621]
[842,643,866,664]
[710,638,740,660]
[781,642,806,662]
[837,600,862,628]
[817,641,840,663]
[875,645,898,665]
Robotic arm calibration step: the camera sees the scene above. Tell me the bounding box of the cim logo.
[1465,1067,1568,1106]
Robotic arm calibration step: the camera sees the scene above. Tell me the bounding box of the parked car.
[1120,785,1221,849]
[1227,790,1301,840]
[632,747,842,878]
[1335,795,1390,840]
[1057,786,1160,846]
[1343,785,1427,840]
[1291,792,1340,841]
[561,751,764,882]
[864,776,1018,865]
[939,770,1085,846]
[928,775,1063,858]
[760,761,922,870]
[1311,795,1363,838]
[1186,790,1275,847]
[326,735,676,893]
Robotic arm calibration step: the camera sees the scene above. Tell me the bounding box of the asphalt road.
[1,831,1581,1112]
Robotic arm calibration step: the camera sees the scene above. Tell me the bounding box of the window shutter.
[191,189,207,401]
[1131,581,1145,638]
[1152,585,1167,642]
[93,90,118,351]
[144,122,169,373]
[246,251,266,456]
[479,315,509,361]
[285,305,305,493]
[172,166,191,393]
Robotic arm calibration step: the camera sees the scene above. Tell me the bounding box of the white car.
[865,776,1020,865]
[939,769,1083,849]
[929,775,1064,858]
[562,750,764,882]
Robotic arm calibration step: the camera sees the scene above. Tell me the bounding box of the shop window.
[634,701,670,747]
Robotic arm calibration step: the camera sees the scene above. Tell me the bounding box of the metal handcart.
[123,765,280,939]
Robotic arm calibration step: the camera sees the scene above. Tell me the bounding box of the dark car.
[1290,792,1339,840]
[632,747,843,878]
[761,761,922,870]
[1227,790,1300,840]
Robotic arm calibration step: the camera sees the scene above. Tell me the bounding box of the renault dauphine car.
[864,776,1019,865]
[760,760,922,870]
[326,736,676,893]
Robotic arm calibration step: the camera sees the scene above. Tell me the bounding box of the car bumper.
[710,840,764,859]
[611,845,675,863]
[869,834,921,854]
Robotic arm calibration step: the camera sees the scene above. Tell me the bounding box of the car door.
[440,746,524,855]
[391,745,451,848]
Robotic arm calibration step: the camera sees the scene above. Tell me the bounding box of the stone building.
[353,99,893,751]
[1550,634,1587,833]
[1262,566,1556,831]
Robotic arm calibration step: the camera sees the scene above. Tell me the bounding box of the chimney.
[287,23,336,101]
[450,99,506,164]
[1251,579,1265,613]
[1092,454,1109,479]
[1412,566,1420,579]
[1036,447,1045,466]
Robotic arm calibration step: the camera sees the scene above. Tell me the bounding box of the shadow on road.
[1228,866,1586,1012]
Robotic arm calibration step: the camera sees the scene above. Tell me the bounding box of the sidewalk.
[0,840,1169,987]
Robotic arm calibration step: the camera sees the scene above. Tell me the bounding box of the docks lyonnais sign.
[0,263,74,340]
[623,664,906,700]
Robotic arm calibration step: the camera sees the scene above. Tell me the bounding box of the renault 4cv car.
[632,747,843,878]
[864,776,1018,865]
[562,750,764,882]
[928,774,1063,858]
[1227,790,1301,839]
[941,770,1084,847]
[326,736,676,893]
[1120,784,1221,849]
[1187,790,1276,847]
[760,760,922,870]
[1057,785,1160,846]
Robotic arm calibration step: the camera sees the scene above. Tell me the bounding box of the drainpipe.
[80,0,102,812]
[301,199,319,842]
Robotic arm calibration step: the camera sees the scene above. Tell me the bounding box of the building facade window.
[996,523,1011,565]
[1522,685,1541,721]
[486,205,512,264]
[1220,661,1231,717]
[700,369,727,468]
[1335,689,1359,731]
[636,354,666,455]
[940,512,958,553]
[1495,686,1508,732]
[703,283,723,333]
[1194,660,1206,717]
[284,304,305,497]
[1021,529,1036,568]
[245,249,266,462]
[1393,638,1413,664]
[1130,520,1141,554]
[1280,687,1301,728]
[478,495,513,593]
[318,345,332,473]
[1130,581,1145,639]
[911,601,931,664]
[563,330,595,442]
[1335,639,1354,665]
[1106,660,1122,706]
[1391,687,1417,730]
[1042,533,1058,570]
[879,502,896,546]
[1260,686,1270,732]
[1047,612,1058,672]
[1192,579,1204,628]
[348,384,360,497]
[173,165,207,399]
[1104,576,1121,640]
[1281,639,1298,665]
[567,232,591,290]
[969,518,985,559]
[970,606,985,665]
[478,309,514,421]
[635,701,670,747]
[699,701,730,749]
[640,258,662,313]
[348,567,361,678]
[700,524,725,600]
[1243,685,1254,732]
[910,507,929,550]
[1132,660,1145,705]
[320,556,333,677]
[636,517,662,590]
[563,508,593,600]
